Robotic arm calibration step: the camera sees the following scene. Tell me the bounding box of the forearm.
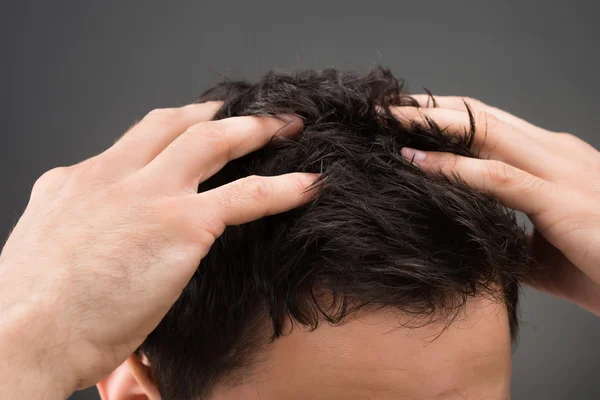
[0,284,74,400]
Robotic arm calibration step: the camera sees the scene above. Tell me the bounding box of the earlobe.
[97,354,161,400]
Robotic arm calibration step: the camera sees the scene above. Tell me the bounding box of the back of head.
[138,67,530,399]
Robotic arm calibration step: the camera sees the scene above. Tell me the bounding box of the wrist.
[0,290,75,399]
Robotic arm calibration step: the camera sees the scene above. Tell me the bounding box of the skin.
[0,103,316,399]
[0,95,598,399]
[98,295,512,400]
[208,297,512,400]
[393,96,600,315]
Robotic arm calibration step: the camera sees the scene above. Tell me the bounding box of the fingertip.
[401,147,428,164]
[406,94,438,108]
[297,171,320,184]
[294,172,321,195]
[189,100,223,112]
[200,100,224,107]
[275,113,304,137]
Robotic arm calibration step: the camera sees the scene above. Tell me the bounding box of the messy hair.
[138,67,530,399]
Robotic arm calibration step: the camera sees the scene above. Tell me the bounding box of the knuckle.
[194,121,226,143]
[476,110,500,130]
[475,112,502,150]
[463,97,482,107]
[192,121,230,156]
[71,157,105,181]
[527,176,548,192]
[515,170,546,194]
[145,107,182,127]
[485,160,515,185]
[242,175,272,202]
[30,167,72,197]
[555,132,579,143]
[449,155,463,171]
[34,166,70,189]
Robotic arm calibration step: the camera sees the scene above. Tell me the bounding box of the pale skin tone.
[395,96,600,315]
[203,297,513,400]
[0,103,316,399]
[0,95,598,399]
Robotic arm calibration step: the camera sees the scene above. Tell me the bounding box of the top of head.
[138,67,530,400]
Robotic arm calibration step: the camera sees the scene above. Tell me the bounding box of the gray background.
[1,1,598,399]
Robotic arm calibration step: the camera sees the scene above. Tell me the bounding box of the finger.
[410,95,600,159]
[108,102,222,169]
[191,173,318,234]
[400,148,563,217]
[409,95,552,138]
[139,114,303,191]
[390,107,565,181]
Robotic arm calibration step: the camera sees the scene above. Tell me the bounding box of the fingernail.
[401,147,426,164]
[274,114,303,137]
[277,113,301,125]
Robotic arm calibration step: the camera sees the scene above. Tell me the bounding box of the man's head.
[98,67,530,399]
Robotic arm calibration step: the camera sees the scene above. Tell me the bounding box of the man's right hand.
[392,96,600,315]
[0,102,315,399]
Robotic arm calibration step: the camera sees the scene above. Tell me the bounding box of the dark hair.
[138,67,530,399]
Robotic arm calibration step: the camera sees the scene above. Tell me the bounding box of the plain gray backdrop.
[1,1,598,399]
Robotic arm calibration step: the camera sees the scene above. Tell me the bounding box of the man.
[0,68,598,400]
[97,68,528,399]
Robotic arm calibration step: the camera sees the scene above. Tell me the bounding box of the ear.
[97,354,161,400]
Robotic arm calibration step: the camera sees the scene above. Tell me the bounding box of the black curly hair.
[138,67,530,400]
